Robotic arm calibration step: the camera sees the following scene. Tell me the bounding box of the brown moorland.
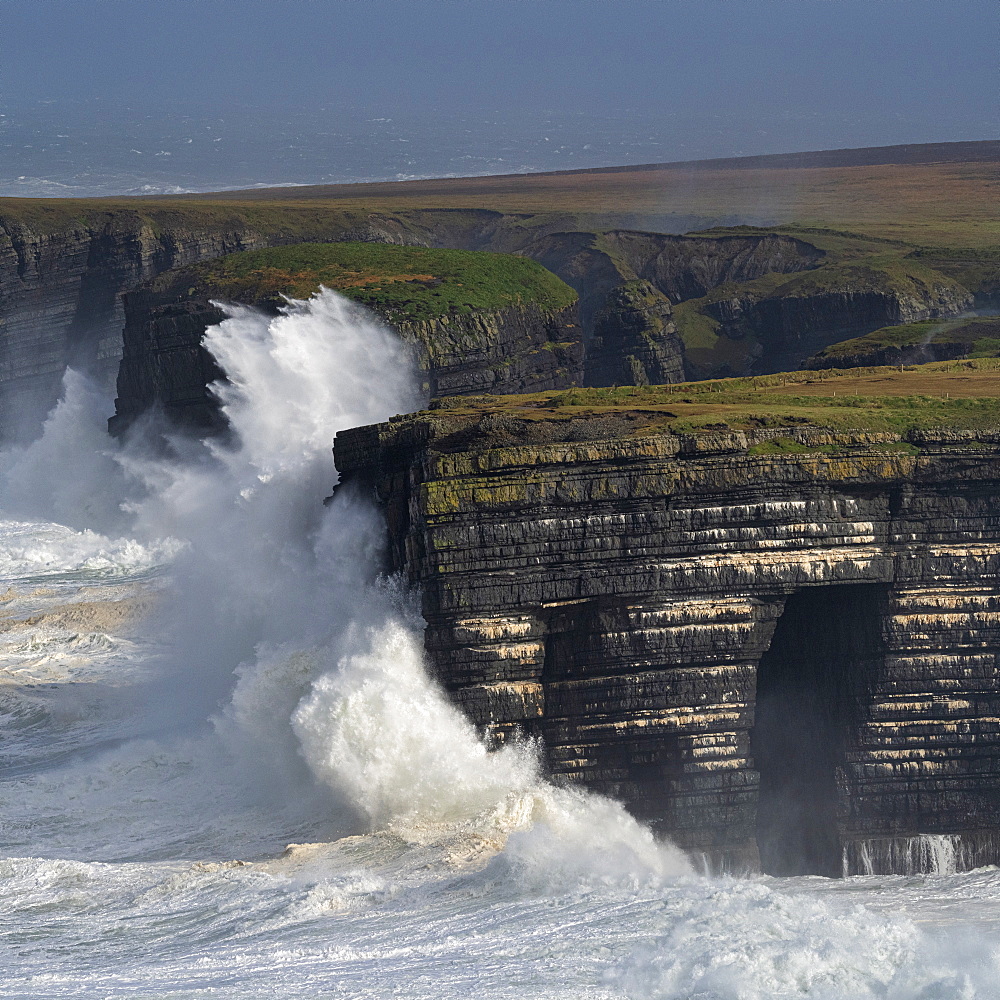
[159,140,1000,248]
[2,140,999,248]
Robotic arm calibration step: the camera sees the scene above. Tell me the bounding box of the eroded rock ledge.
[334,369,1000,875]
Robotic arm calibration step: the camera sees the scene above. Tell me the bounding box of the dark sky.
[2,0,994,124]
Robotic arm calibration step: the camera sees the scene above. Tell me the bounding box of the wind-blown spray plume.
[0,286,686,873]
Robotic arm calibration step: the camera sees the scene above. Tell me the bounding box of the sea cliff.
[334,364,1000,875]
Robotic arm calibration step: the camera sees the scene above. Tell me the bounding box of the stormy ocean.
[0,290,999,998]
[0,102,692,197]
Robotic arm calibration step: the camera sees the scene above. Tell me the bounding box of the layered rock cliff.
[585,281,684,386]
[513,227,819,383]
[334,367,1000,876]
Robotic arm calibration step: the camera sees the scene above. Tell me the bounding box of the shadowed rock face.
[335,417,1000,875]
[600,230,825,303]
[586,281,684,387]
[708,283,975,376]
[110,295,584,435]
[515,229,820,382]
[0,216,270,436]
[806,318,1000,371]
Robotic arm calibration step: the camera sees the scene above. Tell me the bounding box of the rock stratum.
[334,364,1000,876]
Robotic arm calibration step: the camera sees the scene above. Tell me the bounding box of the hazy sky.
[2,0,994,126]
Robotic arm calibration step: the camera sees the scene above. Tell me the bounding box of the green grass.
[748,437,839,455]
[160,242,577,322]
[421,360,1000,443]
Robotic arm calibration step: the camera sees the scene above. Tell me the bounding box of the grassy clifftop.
[148,242,577,322]
[407,358,1000,446]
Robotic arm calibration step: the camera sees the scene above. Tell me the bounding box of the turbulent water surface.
[2,289,1000,998]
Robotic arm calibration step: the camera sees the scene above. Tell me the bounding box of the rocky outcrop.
[111,295,582,435]
[807,339,969,371]
[335,412,1000,876]
[0,187,989,438]
[109,296,229,436]
[0,206,446,436]
[515,228,822,382]
[393,306,582,398]
[680,264,976,378]
[586,281,684,386]
[0,214,255,434]
[715,283,973,374]
[599,229,825,302]
[806,317,1000,370]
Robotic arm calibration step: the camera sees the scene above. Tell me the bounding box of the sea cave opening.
[752,583,886,877]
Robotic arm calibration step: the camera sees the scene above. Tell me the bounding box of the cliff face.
[335,386,1000,876]
[0,216,257,433]
[806,317,1000,370]
[2,191,994,438]
[678,264,976,378]
[710,282,974,375]
[0,206,437,436]
[586,281,684,386]
[393,305,582,398]
[516,228,820,383]
[112,294,581,434]
[599,229,825,302]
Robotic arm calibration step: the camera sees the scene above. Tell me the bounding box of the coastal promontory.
[335,361,1000,875]
[109,242,581,434]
